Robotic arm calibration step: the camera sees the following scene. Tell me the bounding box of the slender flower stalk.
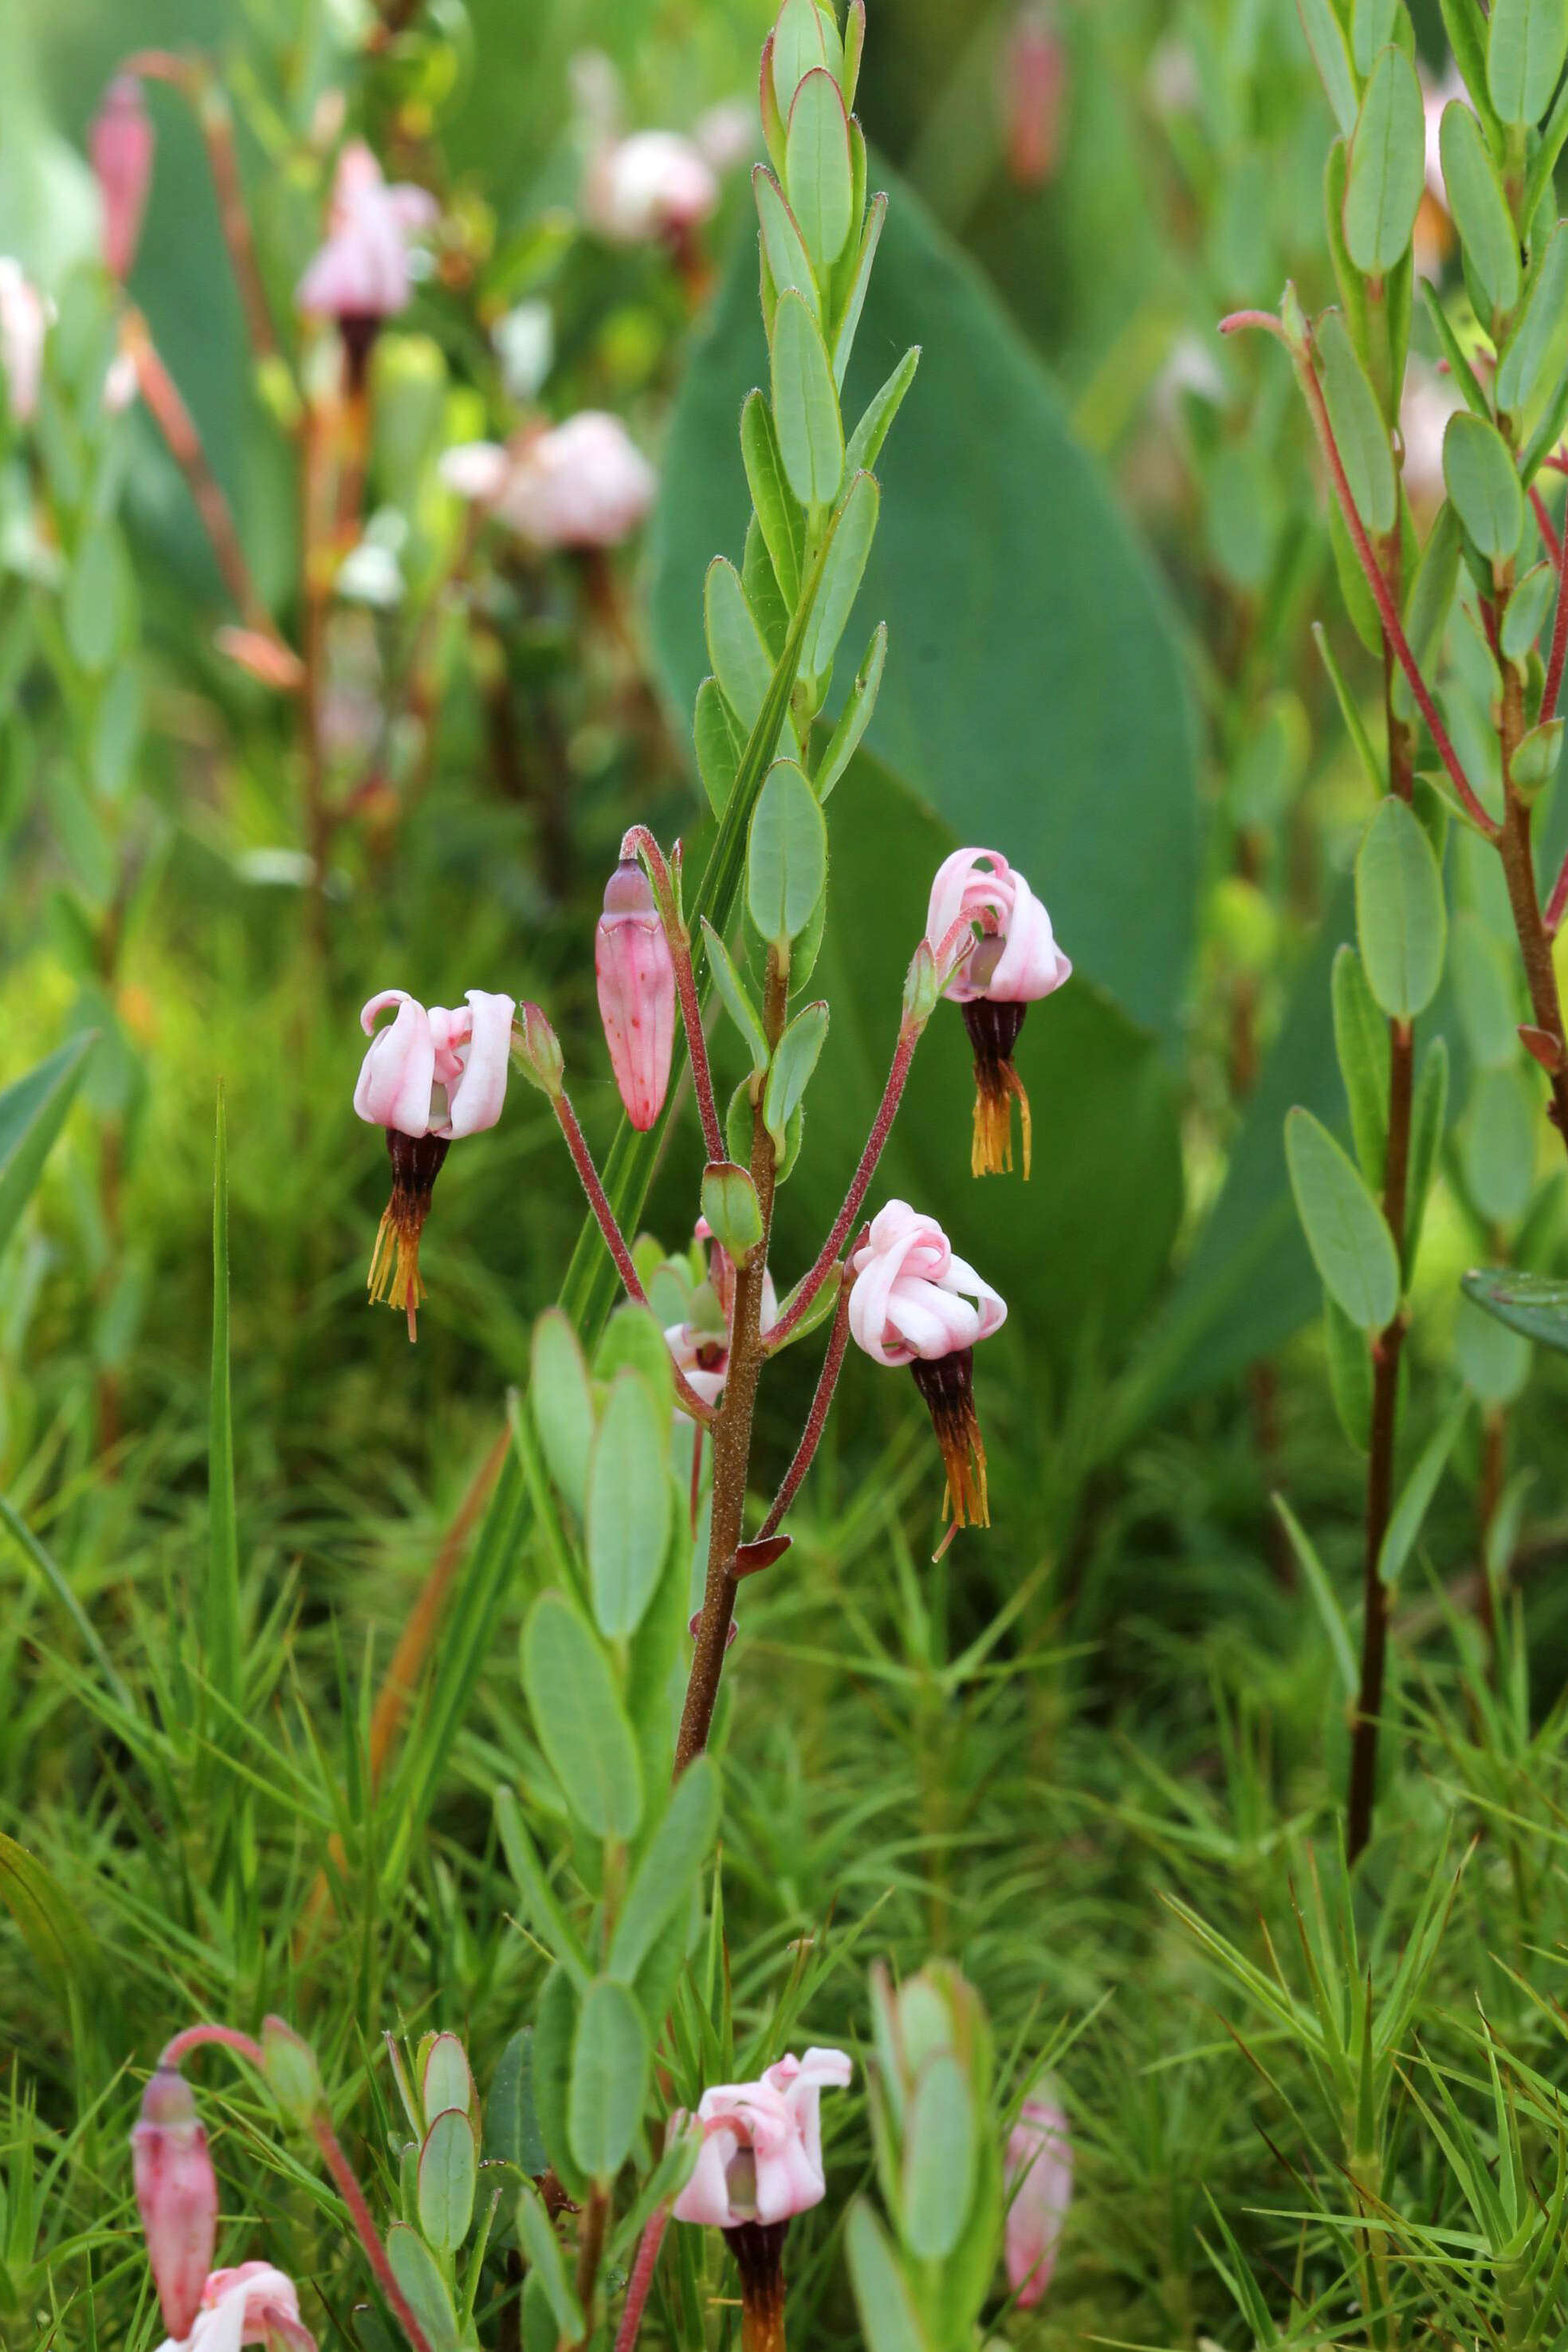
[768,1027,919,1351]
[756,1261,857,1543]
[611,2206,671,2352]
[311,2113,435,2352]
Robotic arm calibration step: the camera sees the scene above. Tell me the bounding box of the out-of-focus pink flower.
[694,98,756,174]
[850,1202,1005,1529]
[595,859,676,1129]
[1400,359,1464,513]
[1003,8,1068,190]
[925,848,1070,1178]
[673,2049,851,2229]
[442,415,657,550]
[157,2261,317,2351]
[133,2069,219,2344]
[1005,2083,1073,2309]
[353,988,515,1338]
[91,76,155,281]
[297,142,437,339]
[0,259,48,423]
[585,130,718,245]
[104,346,139,415]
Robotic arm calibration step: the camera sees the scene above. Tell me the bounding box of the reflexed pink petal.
[924,846,1071,1007]
[354,993,436,1135]
[442,989,516,1137]
[849,1202,1006,1367]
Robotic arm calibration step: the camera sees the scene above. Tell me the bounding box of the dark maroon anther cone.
[960,997,1032,1178]
[910,1345,990,1528]
[338,313,381,393]
[367,1129,450,1340]
[722,2219,788,2352]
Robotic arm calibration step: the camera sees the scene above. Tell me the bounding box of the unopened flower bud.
[1002,8,1067,191]
[1005,2079,1073,2307]
[700,1159,764,1267]
[91,77,155,281]
[261,2016,325,2129]
[511,1001,565,1098]
[595,857,676,1130]
[132,2067,218,2342]
[901,940,940,1031]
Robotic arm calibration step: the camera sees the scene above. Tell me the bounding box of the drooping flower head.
[674,2047,852,2230]
[353,988,515,1339]
[595,857,676,1128]
[440,413,658,550]
[297,142,438,380]
[1004,2079,1073,2310]
[849,1202,1006,1528]
[925,847,1071,1178]
[91,76,155,281]
[156,2262,318,2351]
[0,259,48,423]
[132,2067,219,2343]
[664,1216,779,1415]
[585,129,719,246]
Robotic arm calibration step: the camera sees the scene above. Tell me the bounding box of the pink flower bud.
[595,858,675,1130]
[0,259,49,425]
[90,77,155,281]
[132,2067,218,2342]
[1002,10,1067,191]
[1005,2083,1072,2308]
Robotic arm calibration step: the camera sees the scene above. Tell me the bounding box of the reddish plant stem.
[1531,483,1563,568]
[756,1260,858,1542]
[123,53,281,368]
[612,2206,670,2352]
[1496,667,1568,1144]
[312,2112,434,2352]
[551,1091,716,1425]
[768,1025,919,1350]
[1221,309,1497,840]
[1543,486,1568,722]
[619,825,725,1164]
[159,2023,264,2071]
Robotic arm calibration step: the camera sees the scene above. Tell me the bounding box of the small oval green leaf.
[1461,1264,1568,1353]
[902,2052,976,2260]
[753,166,819,317]
[785,68,855,269]
[1344,47,1426,275]
[704,557,774,732]
[386,2224,460,2352]
[802,469,880,680]
[417,2107,478,2255]
[1442,409,1524,561]
[1355,796,1448,1019]
[530,1311,595,1518]
[763,1001,830,1149]
[1439,100,1523,317]
[586,1371,671,1641]
[521,1595,643,1839]
[816,622,886,802]
[568,1977,650,2180]
[607,1755,721,1984]
[1316,311,1397,535]
[1285,1107,1401,1331]
[747,758,829,944]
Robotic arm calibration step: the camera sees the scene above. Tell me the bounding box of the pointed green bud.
[511,1002,564,1099]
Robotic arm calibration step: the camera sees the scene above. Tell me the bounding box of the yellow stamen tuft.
[970,1064,1032,1180]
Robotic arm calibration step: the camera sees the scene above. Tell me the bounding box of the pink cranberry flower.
[156,2262,317,2351]
[665,1217,779,1413]
[674,2048,852,2230]
[849,1202,1006,1528]
[441,414,657,550]
[353,988,516,1339]
[595,859,676,1128]
[132,2068,219,2343]
[91,76,155,281]
[297,141,438,376]
[585,130,718,246]
[0,259,48,423]
[925,847,1071,1178]
[1005,2081,1073,2309]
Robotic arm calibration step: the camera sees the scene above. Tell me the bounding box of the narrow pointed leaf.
[771,289,843,505]
[1344,46,1426,273]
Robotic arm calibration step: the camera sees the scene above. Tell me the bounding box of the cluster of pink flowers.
[440,415,658,552]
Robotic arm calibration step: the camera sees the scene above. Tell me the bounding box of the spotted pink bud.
[131,2067,218,2342]
[595,858,675,1131]
[91,77,155,281]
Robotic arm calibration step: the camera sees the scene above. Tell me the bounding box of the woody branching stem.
[551,1091,717,1426]
[620,824,725,1165]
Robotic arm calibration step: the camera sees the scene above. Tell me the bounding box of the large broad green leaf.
[648,162,1199,1052]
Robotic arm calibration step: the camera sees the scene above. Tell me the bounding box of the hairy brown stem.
[674,954,788,1775]
[611,2206,670,2352]
[573,2187,610,2345]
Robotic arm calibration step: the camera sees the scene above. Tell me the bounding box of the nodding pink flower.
[442,414,657,550]
[665,1218,778,1415]
[91,77,155,281]
[132,2068,219,2344]
[297,141,438,376]
[157,2261,317,2351]
[353,988,515,1339]
[585,130,718,246]
[1002,8,1067,191]
[0,259,48,423]
[596,859,676,1129]
[1005,2083,1073,2310]
[849,1202,1006,1529]
[925,847,1071,1179]
[673,2048,852,2231]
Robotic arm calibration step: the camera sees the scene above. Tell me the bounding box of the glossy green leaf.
[1451,911,1520,1067]
[1439,101,1521,317]
[1344,47,1425,274]
[763,1000,830,1148]
[530,1310,594,1518]
[802,469,879,681]
[700,918,771,1072]
[705,557,774,731]
[816,623,886,800]
[694,676,746,818]
[1316,310,1397,534]
[754,166,819,316]
[831,191,887,387]
[586,1371,671,1641]
[1487,0,1568,124]
[1462,1264,1568,1352]
[772,289,843,508]
[568,1977,650,2179]
[1298,0,1360,136]
[516,2185,584,2339]
[1462,1064,1537,1222]
[0,1033,94,1260]
[902,2052,975,2260]
[1378,1391,1469,1584]
[607,1756,721,1984]
[845,2201,931,2352]
[844,345,920,480]
[485,2028,548,2177]
[1355,796,1448,1019]
[748,758,829,944]
[1497,222,1568,415]
[521,1595,643,1839]
[1331,943,1390,1186]
[741,387,804,610]
[786,68,854,269]
[418,2108,477,2255]
[386,2225,459,2352]
[1444,409,1525,562]
[1285,1107,1401,1331]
